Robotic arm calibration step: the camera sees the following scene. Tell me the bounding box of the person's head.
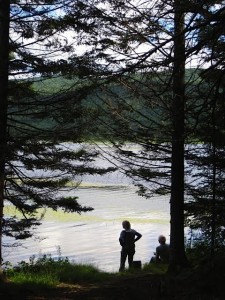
[158,235,166,244]
[122,220,131,230]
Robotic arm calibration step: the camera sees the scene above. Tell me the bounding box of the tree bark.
[169,0,188,270]
[0,0,10,270]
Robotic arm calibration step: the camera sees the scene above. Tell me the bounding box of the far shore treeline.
[11,68,205,142]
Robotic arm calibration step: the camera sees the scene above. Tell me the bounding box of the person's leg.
[119,250,127,271]
[150,256,156,263]
[128,250,135,269]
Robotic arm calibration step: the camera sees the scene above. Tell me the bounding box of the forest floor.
[1,267,225,300]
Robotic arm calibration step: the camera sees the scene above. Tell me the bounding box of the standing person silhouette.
[119,220,142,271]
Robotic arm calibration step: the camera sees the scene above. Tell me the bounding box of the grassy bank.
[1,254,225,299]
[4,254,114,287]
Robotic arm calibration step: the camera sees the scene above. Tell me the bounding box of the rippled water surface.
[3,144,170,272]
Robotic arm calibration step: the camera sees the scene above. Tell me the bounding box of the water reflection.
[3,143,170,272]
[3,186,170,272]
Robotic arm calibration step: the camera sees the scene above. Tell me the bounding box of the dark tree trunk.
[0,0,10,269]
[169,0,188,271]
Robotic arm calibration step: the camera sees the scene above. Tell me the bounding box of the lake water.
[3,144,170,273]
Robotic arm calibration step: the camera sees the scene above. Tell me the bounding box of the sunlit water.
[3,144,170,273]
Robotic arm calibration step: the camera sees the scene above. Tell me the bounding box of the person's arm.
[119,231,125,246]
[134,231,142,242]
[156,246,160,261]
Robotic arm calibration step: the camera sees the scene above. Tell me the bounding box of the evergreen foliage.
[1,0,225,273]
[0,0,116,266]
[52,0,225,267]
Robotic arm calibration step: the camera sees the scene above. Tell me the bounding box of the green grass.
[2,252,225,300]
[8,272,58,288]
[4,253,169,290]
[142,262,169,274]
[4,254,113,288]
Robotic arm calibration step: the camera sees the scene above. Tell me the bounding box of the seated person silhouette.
[150,235,170,263]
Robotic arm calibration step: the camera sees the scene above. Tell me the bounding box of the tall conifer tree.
[68,0,225,269]
[0,0,114,270]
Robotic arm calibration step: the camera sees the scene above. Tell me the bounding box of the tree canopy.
[58,0,225,268]
[1,0,225,272]
[0,0,115,266]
